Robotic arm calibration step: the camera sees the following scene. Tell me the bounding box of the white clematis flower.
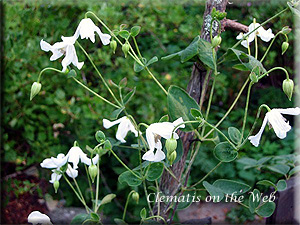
[40,36,84,72]
[249,107,300,147]
[28,211,52,225]
[66,146,99,169]
[49,171,62,183]
[236,20,274,48]
[40,153,68,169]
[142,117,185,162]
[103,116,139,143]
[74,18,111,45]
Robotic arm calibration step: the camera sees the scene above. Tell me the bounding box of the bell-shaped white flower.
[28,211,52,225]
[40,36,84,72]
[249,107,300,147]
[142,117,185,162]
[103,116,139,143]
[49,171,62,184]
[74,18,111,45]
[40,153,68,169]
[236,20,274,48]
[66,146,99,169]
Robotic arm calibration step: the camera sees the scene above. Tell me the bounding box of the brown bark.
[157,0,229,221]
[222,19,249,33]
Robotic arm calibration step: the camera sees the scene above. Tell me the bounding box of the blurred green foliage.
[2,0,296,221]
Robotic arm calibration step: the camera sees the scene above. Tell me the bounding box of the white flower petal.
[40,40,52,52]
[268,111,291,139]
[153,149,165,162]
[95,27,111,45]
[49,172,62,184]
[248,114,268,147]
[273,107,300,116]
[66,164,78,178]
[67,146,84,169]
[146,126,156,152]
[116,120,129,143]
[142,150,155,161]
[40,158,57,169]
[28,211,52,225]
[103,117,125,129]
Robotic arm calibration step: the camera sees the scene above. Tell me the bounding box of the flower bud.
[281,26,292,35]
[110,40,117,54]
[165,138,177,154]
[30,82,42,101]
[281,42,289,55]
[53,180,59,193]
[212,36,222,48]
[132,191,139,204]
[88,164,98,183]
[167,151,177,166]
[249,72,258,83]
[282,78,294,101]
[122,43,130,58]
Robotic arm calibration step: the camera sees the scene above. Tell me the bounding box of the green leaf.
[226,48,267,75]
[257,180,277,189]
[197,37,215,69]
[289,165,300,176]
[134,58,147,72]
[146,162,164,181]
[119,30,130,39]
[114,218,128,225]
[95,130,106,143]
[276,180,287,191]
[67,69,77,78]
[159,115,169,122]
[70,214,91,224]
[180,36,199,62]
[203,181,224,202]
[173,138,183,164]
[266,164,290,175]
[146,56,158,66]
[214,142,238,162]
[228,127,242,144]
[167,85,200,132]
[123,87,136,105]
[232,64,249,71]
[190,108,203,120]
[140,208,147,219]
[161,51,181,61]
[213,179,251,195]
[249,189,261,213]
[110,107,125,120]
[256,202,276,217]
[177,189,196,210]
[130,26,141,37]
[99,194,116,206]
[90,212,100,222]
[118,171,142,186]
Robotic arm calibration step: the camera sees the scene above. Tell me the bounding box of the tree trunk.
[158,0,228,220]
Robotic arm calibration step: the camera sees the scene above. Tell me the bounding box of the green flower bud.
[212,36,222,48]
[281,42,289,55]
[122,43,130,58]
[167,151,177,166]
[165,138,177,154]
[282,78,294,101]
[53,180,59,193]
[30,82,42,101]
[249,72,258,83]
[88,164,98,183]
[132,191,139,204]
[110,40,117,54]
[281,26,292,35]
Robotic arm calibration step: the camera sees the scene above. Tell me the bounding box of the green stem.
[72,77,119,108]
[172,120,200,134]
[164,165,180,183]
[84,164,95,210]
[189,162,222,188]
[155,180,160,219]
[95,160,100,213]
[199,69,211,110]
[133,36,143,59]
[182,141,201,183]
[258,66,290,80]
[122,190,135,221]
[37,67,64,83]
[63,174,90,213]
[203,78,250,139]
[260,32,280,63]
[76,41,122,106]
[109,148,141,179]
[145,67,168,95]
[240,82,253,144]
[202,119,237,150]
[143,180,154,217]
[143,216,167,225]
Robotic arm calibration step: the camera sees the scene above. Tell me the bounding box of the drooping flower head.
[28,211,52,225]
[74,18,111,45]
[249,107,300,147]
[103,116,139,143]
[142,117,185,162]
[236,20,274,48]
[40,36,84,72]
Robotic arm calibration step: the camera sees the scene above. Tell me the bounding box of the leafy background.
[1,0,297,223]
